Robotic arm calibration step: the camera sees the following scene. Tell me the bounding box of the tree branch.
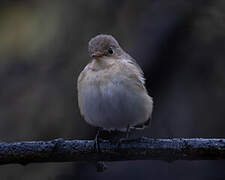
[0,138,225,165]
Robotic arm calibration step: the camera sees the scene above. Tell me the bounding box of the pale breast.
[77,59,153,131]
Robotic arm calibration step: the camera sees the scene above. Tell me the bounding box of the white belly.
[78,75,152,131]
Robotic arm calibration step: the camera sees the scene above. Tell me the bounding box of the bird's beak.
[90,53,102,59]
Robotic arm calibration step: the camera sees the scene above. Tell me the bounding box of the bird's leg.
[94,127,102,153]
[116,124,130,150]
[125,124,130,138]
[94,128,108,172]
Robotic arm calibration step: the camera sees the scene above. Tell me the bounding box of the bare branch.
[0,138,225,165]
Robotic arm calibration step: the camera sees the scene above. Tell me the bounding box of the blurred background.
[0,0,225,179]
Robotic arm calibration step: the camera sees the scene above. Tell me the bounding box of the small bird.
[77,34,153,134]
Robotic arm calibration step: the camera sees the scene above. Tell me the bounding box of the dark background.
[0,0,225,179]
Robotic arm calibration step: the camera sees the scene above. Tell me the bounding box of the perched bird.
[77,34,153,133]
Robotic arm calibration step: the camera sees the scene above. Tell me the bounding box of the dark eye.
[108,47,113,54]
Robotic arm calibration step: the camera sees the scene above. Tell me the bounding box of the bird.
[77,34,153,138]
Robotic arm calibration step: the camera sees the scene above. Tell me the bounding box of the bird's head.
[88,34,123,60]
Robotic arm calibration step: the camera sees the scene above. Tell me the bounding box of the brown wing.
[120,57,152,129]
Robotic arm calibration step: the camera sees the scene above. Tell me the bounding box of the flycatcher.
[77,34,153,132]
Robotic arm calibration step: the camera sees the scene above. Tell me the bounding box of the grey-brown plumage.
[77,34,153,131]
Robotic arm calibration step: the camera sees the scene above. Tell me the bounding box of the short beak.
[90,53,102,59]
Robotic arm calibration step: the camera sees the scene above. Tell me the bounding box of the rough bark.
[0,138,225,165]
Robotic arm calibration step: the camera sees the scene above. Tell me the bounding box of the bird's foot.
[116,124,130,150]
[116,137,125,150]
[94,128,109,172]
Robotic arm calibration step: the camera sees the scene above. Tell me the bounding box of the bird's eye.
[108,47,113,54]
